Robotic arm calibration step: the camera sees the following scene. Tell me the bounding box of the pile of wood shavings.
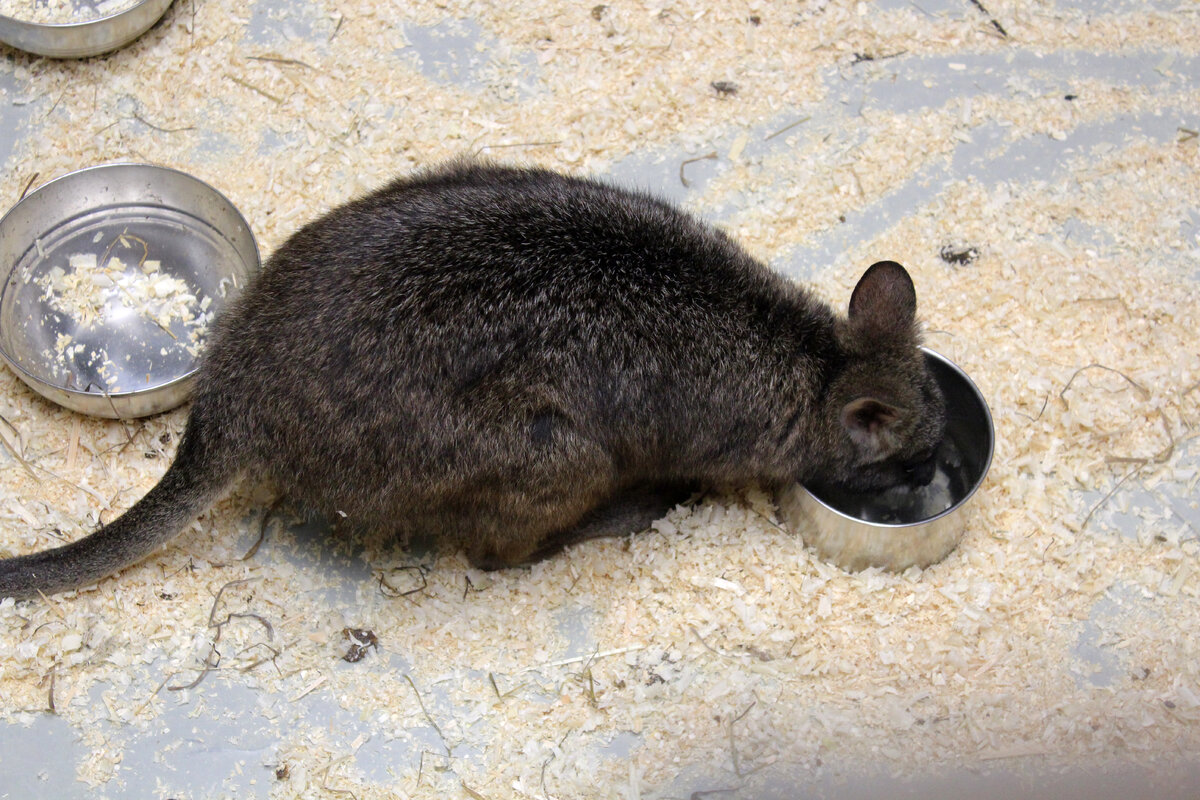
[32,239,214,392]
[2,0,1200,797]
[35,252,207,338]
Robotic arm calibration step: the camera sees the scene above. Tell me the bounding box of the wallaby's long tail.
[0,421,238,600]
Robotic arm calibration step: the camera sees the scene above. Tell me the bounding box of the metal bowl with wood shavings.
[0,163,258,418]
[0,0,172,59]
[779,347,994,572]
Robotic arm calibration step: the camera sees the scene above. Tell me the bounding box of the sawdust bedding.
[1,1,1199,797]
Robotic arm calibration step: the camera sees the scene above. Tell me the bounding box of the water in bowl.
[814,434,973,525]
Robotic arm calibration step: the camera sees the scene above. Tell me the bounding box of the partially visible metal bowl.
[779,348,994,572]
[0,0,172,59]
[0,163,259,418]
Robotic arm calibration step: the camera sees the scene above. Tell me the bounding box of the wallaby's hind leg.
[465,483,696,571]
[521,482,696,566]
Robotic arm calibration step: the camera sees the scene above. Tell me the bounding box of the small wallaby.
[0,161,945,599]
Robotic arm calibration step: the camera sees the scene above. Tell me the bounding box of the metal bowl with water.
[0,0,172,59]
[0,163,258,418]
[779,348,994,572]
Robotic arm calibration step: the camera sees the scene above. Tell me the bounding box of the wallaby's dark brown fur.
[0,161,944,599]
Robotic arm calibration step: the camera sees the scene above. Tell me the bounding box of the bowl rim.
[0,0,173,59]
[0,0,153,26]
[800,346,995,530]
[0,161,258,412]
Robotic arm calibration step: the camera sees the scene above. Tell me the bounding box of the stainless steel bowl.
[778,347,994,571]
[0,163,258,418]
[0,0,172,59]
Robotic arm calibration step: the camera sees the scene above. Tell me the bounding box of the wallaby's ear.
[841,396,903,457]
[848,260,917,332]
